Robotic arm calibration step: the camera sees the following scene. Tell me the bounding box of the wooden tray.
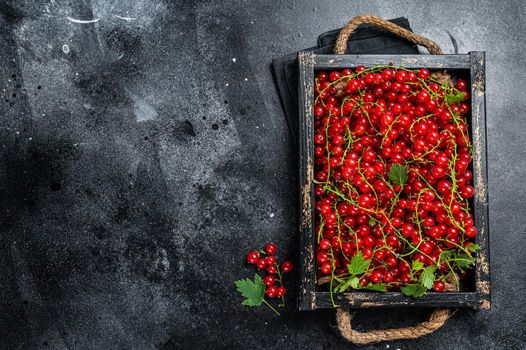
[298,52,490,310]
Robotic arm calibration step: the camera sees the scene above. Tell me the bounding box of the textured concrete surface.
[0,1,524,349]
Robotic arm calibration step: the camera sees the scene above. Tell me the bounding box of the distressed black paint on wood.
[298,52,317,310]
[314,54,471,69]
[316,291,481,309]
[298,52,490,310]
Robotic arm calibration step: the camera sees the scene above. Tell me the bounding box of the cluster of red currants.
[246,243,293,298]
[313,65,477,294]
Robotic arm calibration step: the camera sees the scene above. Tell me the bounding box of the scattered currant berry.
[266,285,279,298]
[237,242,292,314]
[264,275,276,286]
[267,264,278,275]
[265,243,278,255]
[256,258,267,270]
[281,261,293,273]
[265,255,277,266]
[246,250,259,264]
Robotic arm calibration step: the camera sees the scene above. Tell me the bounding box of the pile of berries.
[313,66,478,296]
[246,243,293,299]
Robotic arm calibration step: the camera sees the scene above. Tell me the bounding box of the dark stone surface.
[0,1,524,349]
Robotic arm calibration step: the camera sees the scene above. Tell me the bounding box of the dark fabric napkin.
[271,17,419,147]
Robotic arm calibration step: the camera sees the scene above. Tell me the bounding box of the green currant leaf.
[420,266,437,289]
[361,283,387,292]
[401,284,427,298]
[348,252,371,276]
[336,277,360,293]
[368,217,377,227]
[350,277,360,289]
[411,260,424,272]
[454,254,476,268]
[465,243,481,253]
[439,250,453,263]
[235,274,265,307]
[445,91,466,104]
[388,164,409,186]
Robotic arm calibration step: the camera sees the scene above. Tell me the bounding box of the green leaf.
[336,277,360,293]
[235,274,265,307]
[368,217,377,227]
[388,164,409,186]
[445,91,466,104]
[361,283,387,292]
[439,250,453,263]
[454,254,476,268]
[401,284,427,298]
[420,266,437,289]
[465,243,481,253]
[411,260,424,273]
[348,252,371,276]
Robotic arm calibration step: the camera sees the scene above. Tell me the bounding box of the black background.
[0,1,525,349]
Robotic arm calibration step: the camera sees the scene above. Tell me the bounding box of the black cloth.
[271,17,419,146]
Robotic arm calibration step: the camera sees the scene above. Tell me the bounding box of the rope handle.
[332,15,451,344]
[336,279,455,345]
[336,308,450,345]
[334,15,443,55]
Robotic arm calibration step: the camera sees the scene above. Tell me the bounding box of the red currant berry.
[246,250,259,264]
[265,243,277,255]
[267,264,277,274]
[420,241,434,255]
[401,272,412,283]
[433,281,445,292]
[256,258,267,270]
[266,285,279,298]
[319,239,331,251]
[370,270,383,283]
[317,71,328,82]
[423,190,436,202]
[460,185,475,198]
[317,251,329,264]
[320,261,333,275]
[264,275,276,286]
[417,68,430,79]
[417,90,430,103]
[314,104,325,118]
[265,255,277,266]
[281,261,293,273]
[314,134,326,145]
[464,226,478,238]
[402,223,416,237]
[455,79,467,91]
[395,70,408,82]
[329,71,341,82]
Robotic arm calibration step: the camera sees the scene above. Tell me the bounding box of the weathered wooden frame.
[298,52,490,310]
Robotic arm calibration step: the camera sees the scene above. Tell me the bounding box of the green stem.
[262,299,281,316]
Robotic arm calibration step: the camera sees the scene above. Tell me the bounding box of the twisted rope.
[336,308,450,345]
[334,15,443,55]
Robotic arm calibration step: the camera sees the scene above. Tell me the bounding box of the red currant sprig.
[247,243,292,304]
[238,242,292,314]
